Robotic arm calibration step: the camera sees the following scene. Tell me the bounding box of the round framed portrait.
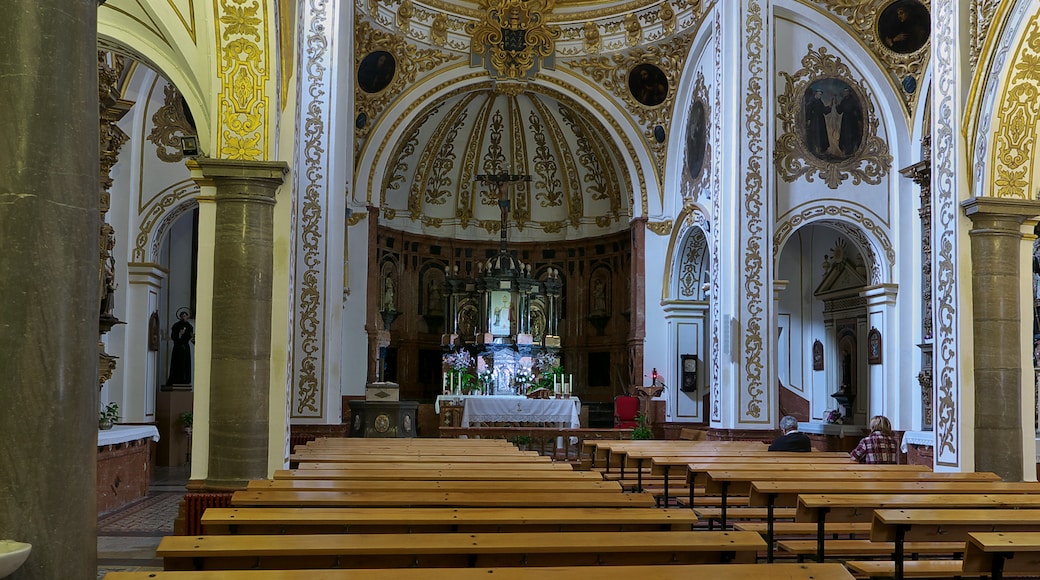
[358,50,396,94]
[799,78,866,162]
[628,63,668,107]
[877,0,930,54]
[686,99,707,179]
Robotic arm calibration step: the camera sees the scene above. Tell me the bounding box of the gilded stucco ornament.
[991,13,1040,199]
[646,219,673,236]
[468,0,559,81]
[775,45,892,189]
[809,0,930,112]
[355,19,461,145]
[215,0,270,160]
[147,84,196,163]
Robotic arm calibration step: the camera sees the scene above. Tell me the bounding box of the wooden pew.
[289,454,553,464]
[854,508,1040,580]
[688,465,929,529]
[246,479,624,493]
[797,492,1040,565]
[274,468,604,481]
[623,452,852,493]
[201,506,700,534]
[230,490,658,508]
[586,440,766,471]
[104,562,859,580]
[294,462,575,471]
[156,530,767,569]
[962,531,1040,580]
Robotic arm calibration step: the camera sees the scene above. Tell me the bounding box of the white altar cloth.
[449,396,581,428]
[98,425,160,447]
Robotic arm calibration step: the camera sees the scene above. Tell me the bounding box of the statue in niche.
[166,308,194,387]
[381,276,396,312]
[426,278,444,316]
[591,278,608,315]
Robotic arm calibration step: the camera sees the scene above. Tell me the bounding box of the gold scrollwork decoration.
[775,45,892,190]
[992,14,1040,199]
[215,0,270,160]
[646,219,673,236]
[148,84,196,162]
[355,19,462,144]
[468,0,559,80]
[811,0,929,112]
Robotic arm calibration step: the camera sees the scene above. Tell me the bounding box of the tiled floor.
[96,465,189,580]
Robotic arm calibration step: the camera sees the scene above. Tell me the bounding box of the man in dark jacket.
[768,415,812,452]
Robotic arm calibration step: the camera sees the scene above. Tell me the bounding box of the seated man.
[768,415,811,452]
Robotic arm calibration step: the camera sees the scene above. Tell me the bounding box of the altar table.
[437,396,580,428]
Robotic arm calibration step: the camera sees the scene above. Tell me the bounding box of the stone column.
[0,2,101,578]
[629,217,647,388]
[961,197,1040,481]
[188,158,287,489]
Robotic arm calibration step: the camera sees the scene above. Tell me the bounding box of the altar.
[436,395,580,428]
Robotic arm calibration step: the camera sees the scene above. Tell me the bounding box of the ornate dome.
[377,86,632,242]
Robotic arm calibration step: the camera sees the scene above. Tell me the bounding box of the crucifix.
[475,170,531,251]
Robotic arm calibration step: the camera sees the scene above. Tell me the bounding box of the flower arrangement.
[443,350,476,394]
[825,409,844,425]
[531,352,563,393]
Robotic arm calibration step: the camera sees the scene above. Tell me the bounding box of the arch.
[674,226,710,301]
[661,202,712,301]
[132,180,200,264]
[355,65,654,223]
[773,204,893,285]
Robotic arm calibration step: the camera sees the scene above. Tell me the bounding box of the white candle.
[442,373,448,394]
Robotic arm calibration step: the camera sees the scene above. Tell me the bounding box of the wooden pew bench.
[294,461,575,471]
[692,507,798,530]
[201,506,700,535]
[962,531,1040,580]
[104,562,859,580]
[797,493,1040,568]
[776,539,963,561]
[845,508,1040,580]
[157,530,767,570]
[246,479,624,493]
[274,468,604,481]
[230,489,657,508]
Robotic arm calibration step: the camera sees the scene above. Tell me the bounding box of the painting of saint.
[358,50,396,94]
[490,291,514,336]
[686,99,707,180]
[877,0,930,54]
[801,78,866,162]
[628,63,668,107]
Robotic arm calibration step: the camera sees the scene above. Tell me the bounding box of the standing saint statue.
[166,308,194,387]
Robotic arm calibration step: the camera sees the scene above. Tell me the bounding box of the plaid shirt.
[849,431,898,464]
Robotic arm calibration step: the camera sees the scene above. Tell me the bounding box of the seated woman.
[849,415,898,464]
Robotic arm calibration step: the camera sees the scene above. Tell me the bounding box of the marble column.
[188,159,287,489]
[961,197,1040,481]
[0,2,101,578]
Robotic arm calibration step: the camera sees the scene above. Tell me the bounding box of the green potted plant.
[179,410,193,435]
[98,402,120,430]
[630,414,652,440]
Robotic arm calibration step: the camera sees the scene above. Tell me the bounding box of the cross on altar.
[475,171,531,249]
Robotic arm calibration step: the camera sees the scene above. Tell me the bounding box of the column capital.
[186,158,289,193]
[960,196,1040,227]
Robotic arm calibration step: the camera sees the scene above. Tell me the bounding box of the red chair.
[614,395,640,428]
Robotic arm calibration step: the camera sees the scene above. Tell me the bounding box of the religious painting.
[800,77,864,162]
[489,290,514,336]
[686,99,707,180]
[867,327,883,365]
[357,50,396,94]
[775,46,892,189]
[812,339,824,371]
[877,0,930,55]
[628,63,668,107]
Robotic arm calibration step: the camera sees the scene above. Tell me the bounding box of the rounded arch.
[355,64,655,224]
[97,30,213,149]
[132,180,200,264]
[774,205,893,285]
[661,202,712,300]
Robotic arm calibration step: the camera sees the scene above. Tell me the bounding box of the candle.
[442,373,448,394]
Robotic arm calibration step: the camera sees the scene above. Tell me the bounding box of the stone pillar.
[0,2,101,579]
[188,158,287,489]
[629,217,647,388]
[961,197,1040,481]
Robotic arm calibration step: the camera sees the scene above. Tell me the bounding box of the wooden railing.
[438,427,633,461]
